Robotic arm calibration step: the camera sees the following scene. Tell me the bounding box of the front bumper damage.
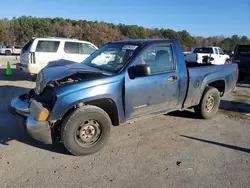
[10,94,30,117]
[26,115,52,144]
[10,92,52,144]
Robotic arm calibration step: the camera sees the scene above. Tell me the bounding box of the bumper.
[11,92,52,144]
[10,94,30,117]
[16,63,42,74]
[26,115,52,144]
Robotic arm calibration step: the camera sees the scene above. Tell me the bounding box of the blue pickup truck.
[11,39,238,156]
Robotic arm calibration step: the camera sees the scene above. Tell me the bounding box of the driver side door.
[124,43,180,120]
[218,48,227,64]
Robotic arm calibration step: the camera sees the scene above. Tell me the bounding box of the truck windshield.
[83,43,139,73]
[193,48,213,54]
[235,45,250,55]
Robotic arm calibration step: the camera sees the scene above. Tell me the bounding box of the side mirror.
[128,64,151,79]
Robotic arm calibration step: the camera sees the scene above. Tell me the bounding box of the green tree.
[0,16,249,49]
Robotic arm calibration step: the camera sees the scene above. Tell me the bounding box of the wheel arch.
[60,98,120,126]
[207,80,225,96]
[5,50,11,55]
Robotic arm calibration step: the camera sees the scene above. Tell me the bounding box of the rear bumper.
[26,115,52,144]
[16,63,42,74]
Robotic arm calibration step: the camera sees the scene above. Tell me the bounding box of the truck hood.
[35,59,112,94]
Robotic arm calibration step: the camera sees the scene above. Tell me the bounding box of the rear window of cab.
[235,45,250,54]
[193,48,213,54]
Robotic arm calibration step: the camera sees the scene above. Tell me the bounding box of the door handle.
[167,76,178,82]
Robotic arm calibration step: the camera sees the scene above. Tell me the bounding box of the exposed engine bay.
[32,72,109,109]
[51,72,108,86]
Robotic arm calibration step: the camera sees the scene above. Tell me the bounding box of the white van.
[16,37,98,74]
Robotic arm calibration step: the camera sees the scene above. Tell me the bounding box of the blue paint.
[41,39,237,124]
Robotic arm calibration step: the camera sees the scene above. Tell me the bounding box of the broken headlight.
[35,71,44,95]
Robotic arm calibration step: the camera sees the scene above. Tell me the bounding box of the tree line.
[0,16,249,52]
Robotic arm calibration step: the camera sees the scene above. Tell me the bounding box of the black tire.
[194,86,220,119]
[61,105,111,156]
[225,59,230,64]
[5,50,11,56]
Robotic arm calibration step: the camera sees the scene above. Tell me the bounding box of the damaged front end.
[10,89,36,117]
[10,85,57,144]
[11,64,111,144]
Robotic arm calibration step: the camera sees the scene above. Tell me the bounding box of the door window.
[14,46,23,49]
[80,43,96,55]
[64,42,80,54]
[215,48,219,55]
[135,44,175,74]
[64,42,97,55]
[218,48,224,55]
[36,40,60,52]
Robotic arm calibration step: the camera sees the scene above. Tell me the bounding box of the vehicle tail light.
[231,56,235,63]
[30,52,36,64]
[236,67,239,83]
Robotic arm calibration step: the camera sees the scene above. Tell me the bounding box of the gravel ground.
[0,61,249,188]
[0,55,19,65]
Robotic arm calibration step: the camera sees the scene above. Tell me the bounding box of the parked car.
[0,45,6,54]
[0,45,23,55]
[185,46,230,65]
[231,45,250,81]
[183,51,191,56]
[11,39,238,156]
[16,37,98,74]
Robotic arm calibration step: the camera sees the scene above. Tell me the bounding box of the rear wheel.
[5,50,11,56]
[61,105,111,156]
[194,86,220,119]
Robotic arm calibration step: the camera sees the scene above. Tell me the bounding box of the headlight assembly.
[35,71,44,94]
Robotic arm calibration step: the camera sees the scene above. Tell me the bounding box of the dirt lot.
[0,60,250,188]
[0,55,19,65]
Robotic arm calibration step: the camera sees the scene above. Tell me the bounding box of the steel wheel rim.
[205,95,215,113]
[75,119,102,147]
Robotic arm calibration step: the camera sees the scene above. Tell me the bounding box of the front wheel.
[225,59,231,64]
[61,105,111,156]
[194,86,220,119]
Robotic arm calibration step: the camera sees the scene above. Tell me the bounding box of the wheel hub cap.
[80,125,96,139]
[205,95,215,113]
[75,119,101,147]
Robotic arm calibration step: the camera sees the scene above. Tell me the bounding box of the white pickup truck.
[185,46,230,65]
[0,45,23,55]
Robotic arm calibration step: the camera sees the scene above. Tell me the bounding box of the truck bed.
[183,63,238,108]
[186,62,213,68]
